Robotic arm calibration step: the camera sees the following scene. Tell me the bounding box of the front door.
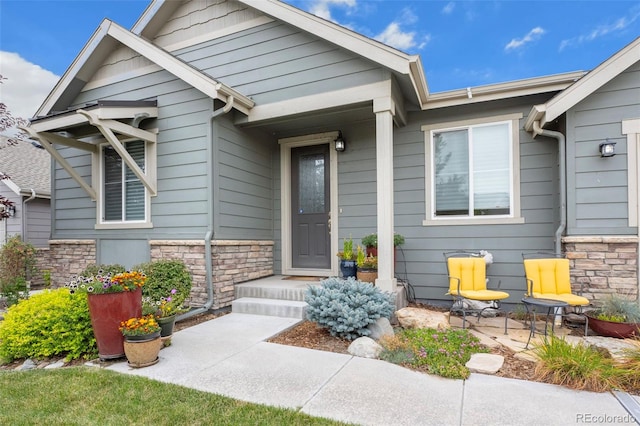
[291,144,331,269]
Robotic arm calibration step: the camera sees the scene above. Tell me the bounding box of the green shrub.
[380,328,487,379]
[305,277,393,340]
[134,260,193,307]
[0,289,96,362]
[0,235,37,306]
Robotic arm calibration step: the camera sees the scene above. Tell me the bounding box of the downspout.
[178,96,235,320]
[22,189,36,292]
[532,121,566,255]
[21,189,37,242]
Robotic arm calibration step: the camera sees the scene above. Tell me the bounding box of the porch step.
[235,279,318,302]
[231,297,308,319]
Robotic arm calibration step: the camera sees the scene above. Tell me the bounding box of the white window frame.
[422,113,524,226]
[623,118,640,227]
[94,139,154,229]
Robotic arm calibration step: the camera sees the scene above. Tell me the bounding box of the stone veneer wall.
[150,240,273,309]
[46,239,273,310]
[563,236,639,303]
[33,247,52,288]
[48,240,97,287]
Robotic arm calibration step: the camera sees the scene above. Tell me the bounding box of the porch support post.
[373,97,397,293]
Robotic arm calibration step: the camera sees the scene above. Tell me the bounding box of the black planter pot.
[339,260,357,278]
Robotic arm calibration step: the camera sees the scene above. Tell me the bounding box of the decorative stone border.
[562,236,639,302]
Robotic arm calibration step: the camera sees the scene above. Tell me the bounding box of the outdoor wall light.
[8,205,15,217]
[599,139,616,157]
[334,131,346,152]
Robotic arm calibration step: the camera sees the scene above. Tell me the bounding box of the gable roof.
[35,19,254,119]
[133,0,430,107]
[525,36,640,132]
[0,137,50,198]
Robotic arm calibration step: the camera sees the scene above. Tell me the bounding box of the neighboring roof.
[525,36,640,131]
[0,136,50,198]
[35,19,254,119]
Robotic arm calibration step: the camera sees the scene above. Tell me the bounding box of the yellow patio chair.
[444,252,509,333]
[522,254,590,335]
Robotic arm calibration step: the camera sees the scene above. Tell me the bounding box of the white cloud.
[442,2,455,15]
[559,6,640,51]
[505,27,545,52]
[0,51,59,119]
[309,0,356,21]
[374,8,430,51]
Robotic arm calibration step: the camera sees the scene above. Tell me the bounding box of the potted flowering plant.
[120,315,162,368]
[143,288,188,341]
[66,268,145,360]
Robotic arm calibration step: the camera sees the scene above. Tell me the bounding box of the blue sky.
[0,0,639,119]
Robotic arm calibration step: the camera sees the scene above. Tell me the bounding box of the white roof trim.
[527,36,640,130]
[35,19,254,118]
[0,175,21,197]
[425,71,585,111]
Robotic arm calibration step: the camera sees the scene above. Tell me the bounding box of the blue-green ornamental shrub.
[305,277,394,340]
[0,289,96,362]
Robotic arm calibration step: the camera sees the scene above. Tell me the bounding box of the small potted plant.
[143,288,188,346]
[586,293,640,338]
[361,233,405,262]
[120,314,163,367]
[356,245,378,284]
[337,236,356,278]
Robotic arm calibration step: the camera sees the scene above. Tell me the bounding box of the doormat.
[282,276,324,281]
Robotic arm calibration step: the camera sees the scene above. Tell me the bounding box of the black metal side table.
[521,297,569,348]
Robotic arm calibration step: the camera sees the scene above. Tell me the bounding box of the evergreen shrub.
[0,289,96,362]
[305,277,393,340]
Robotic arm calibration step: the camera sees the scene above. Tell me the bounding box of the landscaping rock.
[466,353,504,374]
[396,307,450,330]
[367,317,394,340]
[348,337,383,358]
[16,359,37,371]
[45,360,66,369]
[584,336,638,360]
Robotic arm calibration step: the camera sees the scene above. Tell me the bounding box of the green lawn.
[0,367,349,426]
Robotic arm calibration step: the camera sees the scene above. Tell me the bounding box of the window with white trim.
[100,141,148,223]
[422,114,523,225]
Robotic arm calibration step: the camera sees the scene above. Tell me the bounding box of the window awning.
[22,100,159,201]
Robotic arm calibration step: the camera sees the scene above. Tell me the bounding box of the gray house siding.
[174,20,387,105]
[385,96,558,304]
[0,183,20,245]
[51,14,396,268]
[24,198,51,248]
[566,60,640,236]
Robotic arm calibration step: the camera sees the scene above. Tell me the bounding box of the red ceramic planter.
[587,314,640,338]
[87,288,142,360]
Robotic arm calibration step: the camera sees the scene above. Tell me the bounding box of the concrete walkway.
[105,313,639,426]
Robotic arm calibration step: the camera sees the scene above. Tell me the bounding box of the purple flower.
[171,289,177,294]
